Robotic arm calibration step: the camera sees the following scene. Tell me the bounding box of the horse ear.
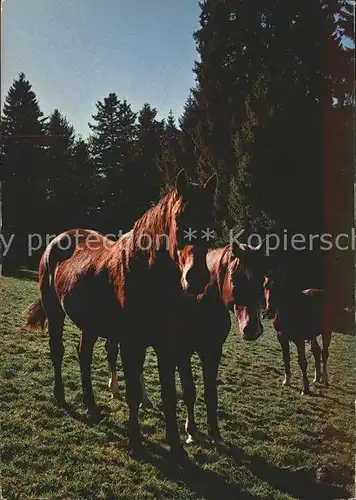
[255,238,266,251]
[204,172,218,197]
[175,169,189,198]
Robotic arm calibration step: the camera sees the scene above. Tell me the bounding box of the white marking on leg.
[186,434,194,444]
[313,368,322,384]
[108,372,118,397]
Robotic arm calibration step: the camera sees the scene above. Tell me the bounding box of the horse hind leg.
[105,340,151,408]
[48,313,66,406]
[120,340,147,454]
[105,339,119,398]
[296,341,310,395]
[321,331,331,387]
[178,354,198,444]
[78,331,99,417]
[311,338,322,383]
[278,335,291,387]
[140,373,153,410]
[200,344,223,444]
[156,346,183,454]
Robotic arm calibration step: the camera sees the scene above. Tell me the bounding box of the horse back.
[274,289,325,341]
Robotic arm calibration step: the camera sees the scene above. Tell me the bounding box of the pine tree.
[133,103,164,215]
[183,0,353,238]
[69,138,98,229]
[190,1,269,218]
[88,93,137,232]
[157,110,182,191]
[44,109,76,233]
[228,76,274,237]
[166,110,178,137]
[89,93,123,178]
[1,73,47,267]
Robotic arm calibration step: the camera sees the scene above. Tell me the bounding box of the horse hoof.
[54,392,65,407]
[186,434,195,445]
[54,396,65,408]
[140,400,153,410]
[170,444,189,463]
[282,377,291,387]
[54,383,65,404]
[88,412,103,425]
[127,442,145,459]
[87,406,103,424]
[168,436,185,454]
[301,389,311,396]
[209,435,222,445]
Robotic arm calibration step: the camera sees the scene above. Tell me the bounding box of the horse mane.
[204,246,232,300]
[130,187,182,265]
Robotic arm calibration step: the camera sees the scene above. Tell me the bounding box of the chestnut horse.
[107,241,266,444]
[262,271,333,395]
[25,169,217,453]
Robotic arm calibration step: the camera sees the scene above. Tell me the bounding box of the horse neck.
[275,286,302,316]
[206,246,233,305]
[131,188,179,264]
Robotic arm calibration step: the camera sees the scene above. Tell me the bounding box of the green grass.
[0,273,355,500]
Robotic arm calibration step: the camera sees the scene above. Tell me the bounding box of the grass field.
[0,272,355,500]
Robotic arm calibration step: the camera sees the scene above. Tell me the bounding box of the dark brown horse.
[262,271,333,395]
[107,241,266,444]
[25,169,217,454]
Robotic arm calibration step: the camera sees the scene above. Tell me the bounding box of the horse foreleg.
[105,339,119,398]
[48,313,65,406]
[155,346,183,454]
[200,344,223,444]
[321,331,331,387]
[296,340,310,395]
[310,338,322,383]
[278,335,291,387]
[78,331,98,415]
[120,340,146,453]
[178,353,198,444]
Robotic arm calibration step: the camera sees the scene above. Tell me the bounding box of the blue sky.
[1,0,200,138]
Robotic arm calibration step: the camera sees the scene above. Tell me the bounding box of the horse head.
[172,169,217,295]
[227,240,267,341]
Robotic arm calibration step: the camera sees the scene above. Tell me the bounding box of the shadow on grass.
[144,441,256,500]
[218,443,352,500]
[60,401,352,500]
[62,403,253,499]
[142,439,352,500]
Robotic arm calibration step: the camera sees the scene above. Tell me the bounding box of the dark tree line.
[0,75,173,267]
[158,0,354,294]
[1,0,354,322]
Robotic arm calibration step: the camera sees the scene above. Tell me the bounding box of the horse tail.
[24,231,82,330]
[24,298,47,331]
